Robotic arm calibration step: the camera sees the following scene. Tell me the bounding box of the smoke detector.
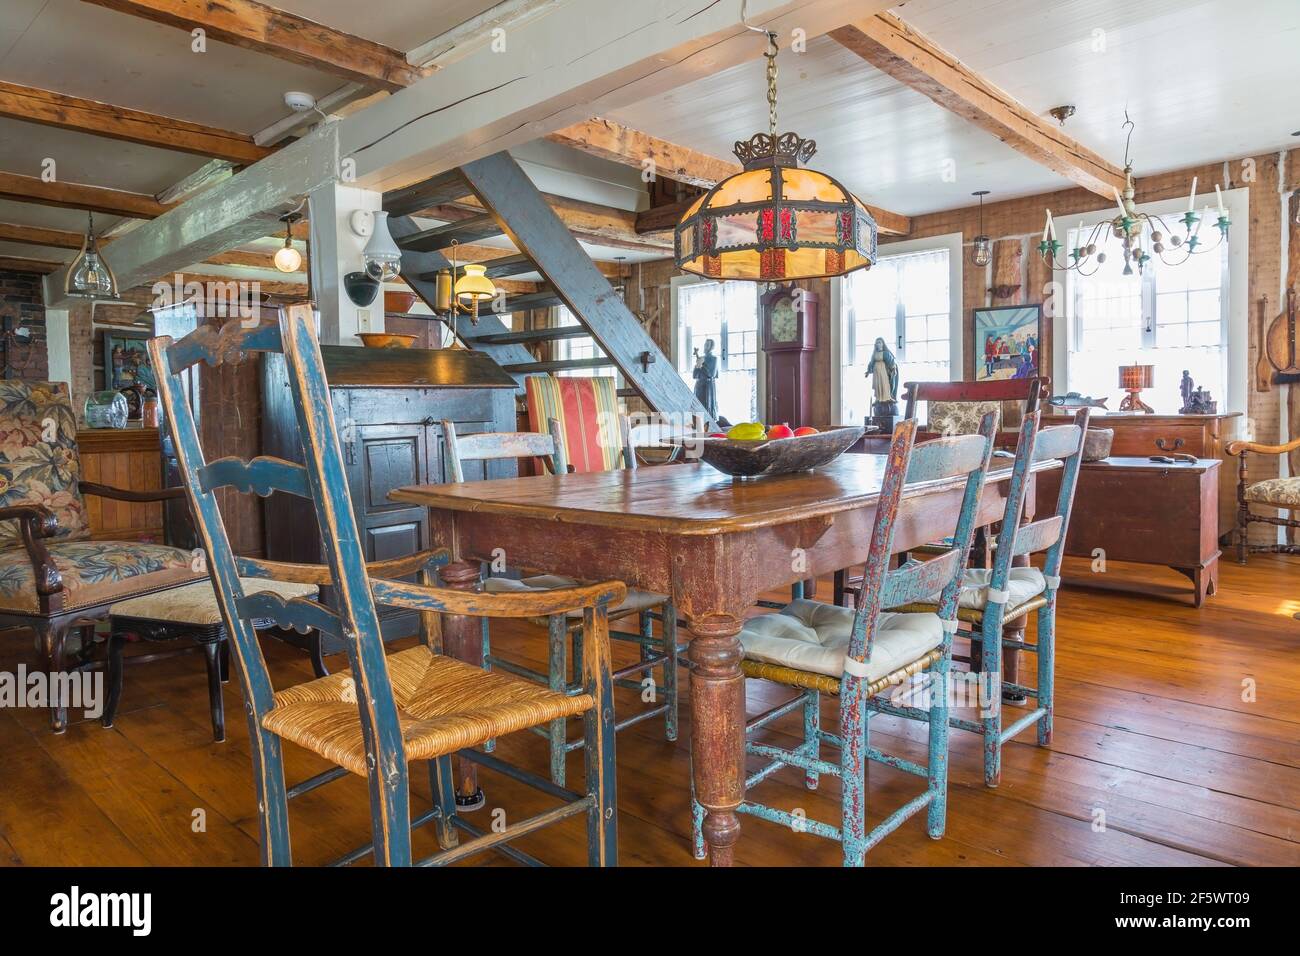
[283,91,318,113]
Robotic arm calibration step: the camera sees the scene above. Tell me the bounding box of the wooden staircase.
[384,153,711,425]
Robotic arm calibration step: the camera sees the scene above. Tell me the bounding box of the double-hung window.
[1065,221,1227,412]
[838,243,957,425]
[672,278,759,424]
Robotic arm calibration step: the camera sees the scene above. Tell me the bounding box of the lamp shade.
[675,132,877,282]
[1118,364,1155,389]
[454,263,495,301]
[363,210,402,280]
[64,213,118,300]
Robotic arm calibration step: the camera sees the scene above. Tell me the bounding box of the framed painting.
[972,304,1042,382]
[103,331,156,391]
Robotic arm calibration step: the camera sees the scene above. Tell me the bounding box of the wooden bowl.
[384,290,418,314]
[358,332,417,349]
[699,426,865,478]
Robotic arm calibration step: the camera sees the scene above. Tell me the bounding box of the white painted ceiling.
[606,0,1300,215]
[1,0,1297,270]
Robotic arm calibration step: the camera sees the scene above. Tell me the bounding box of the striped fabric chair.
[151,304,623,867]
[524,375,622,473]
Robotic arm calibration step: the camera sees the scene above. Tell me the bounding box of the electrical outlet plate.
[356,308,375,333]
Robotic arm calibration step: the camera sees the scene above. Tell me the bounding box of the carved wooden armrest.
[235,548,452,586]
[0,504,62,595]
[79,481,187,503]
[1225,436,1300,457]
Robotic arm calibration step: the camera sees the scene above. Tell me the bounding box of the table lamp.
[1118,363,1155,413]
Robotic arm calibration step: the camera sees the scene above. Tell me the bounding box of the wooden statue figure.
[692,338,718,419]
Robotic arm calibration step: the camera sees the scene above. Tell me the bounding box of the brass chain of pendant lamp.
[673,30,877,282]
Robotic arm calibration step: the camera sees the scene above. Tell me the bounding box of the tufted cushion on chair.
[739,599,944,681]
[1244,477,1300,508]
[524,375,622,473]
[483,574,665,618]
[0,380,89,545]
[954,566,1047,611]
[0,540,202,614]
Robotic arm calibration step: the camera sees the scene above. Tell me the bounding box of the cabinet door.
[347,423,429,561]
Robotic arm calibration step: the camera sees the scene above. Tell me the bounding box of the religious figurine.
[868,337,900,430]
[1178,369,1218,415]
[692,338,718,419]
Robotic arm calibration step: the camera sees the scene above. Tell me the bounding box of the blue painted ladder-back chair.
[150,303,623,866]
[443,415,683,788]
[886,407,1090,786]
[693,414,998,866]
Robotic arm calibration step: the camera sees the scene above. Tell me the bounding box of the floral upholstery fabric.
[0,540,202,614]
[0,381,89,545]
[1245,477,1300,508]
[927,400,1001,436]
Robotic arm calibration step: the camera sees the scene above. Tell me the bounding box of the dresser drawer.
[1104,421,1210,457]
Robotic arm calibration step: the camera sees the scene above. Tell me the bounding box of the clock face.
[770,298,798,343]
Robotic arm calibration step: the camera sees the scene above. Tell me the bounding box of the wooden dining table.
[391,452,1048,866]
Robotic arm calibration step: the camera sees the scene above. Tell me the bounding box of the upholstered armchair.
[1224,435,1300,562]
[0,380,205,731]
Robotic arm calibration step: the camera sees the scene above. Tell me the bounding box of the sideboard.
[76,426,165,542]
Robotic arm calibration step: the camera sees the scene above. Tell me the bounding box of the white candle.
[1214,184,1225,216]
[1187,176,1197,213]
[1042,211,1051,241]
[1113,186,1127,219]
[1046,210,1056,241]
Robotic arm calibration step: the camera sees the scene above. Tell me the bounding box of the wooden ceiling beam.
[549,118,910,236]
[829,13,1126,198]
[0,255,61,274]
[0,170,175,219]
[81,0,432,92]
[443,193,672,251]
[0,80,272,164]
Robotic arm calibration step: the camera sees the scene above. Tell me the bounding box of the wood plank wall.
[77,427,164,542]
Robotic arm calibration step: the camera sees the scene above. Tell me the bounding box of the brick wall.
[0,268,47,382]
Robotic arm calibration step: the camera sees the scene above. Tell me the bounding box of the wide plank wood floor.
[1,554,1298,867]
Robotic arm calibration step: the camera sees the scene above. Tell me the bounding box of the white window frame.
[1052,187,1248,415]
[830,231,964,424]
[669,273,765,417]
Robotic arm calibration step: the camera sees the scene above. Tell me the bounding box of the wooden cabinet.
[262,345,518,645]
[1046,411,1241,541]
[77,426,165,542]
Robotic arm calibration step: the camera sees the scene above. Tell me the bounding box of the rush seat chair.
[150,304,622,866]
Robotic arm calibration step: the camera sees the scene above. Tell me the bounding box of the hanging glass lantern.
[971,190,992,267]
[674,32,877,282]
[64,211,118,300]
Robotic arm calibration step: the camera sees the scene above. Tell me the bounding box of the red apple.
[793,426,819,436]
[767,423,794,439]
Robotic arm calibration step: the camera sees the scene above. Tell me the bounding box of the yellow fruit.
[726,422,767,441]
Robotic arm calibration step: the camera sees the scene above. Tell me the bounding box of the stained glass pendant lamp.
[674,31,877,282]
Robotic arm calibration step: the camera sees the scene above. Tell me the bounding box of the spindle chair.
[886,408,1089,786]
[692,414,997,866]
[150,304,622,866]
[443,416,681,787]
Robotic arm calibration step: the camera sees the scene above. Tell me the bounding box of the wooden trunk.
[261,345,518,646]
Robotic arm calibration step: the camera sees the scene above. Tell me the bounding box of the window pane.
[676,280,758,423]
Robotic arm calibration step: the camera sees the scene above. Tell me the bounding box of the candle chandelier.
[1039,114,1230,277]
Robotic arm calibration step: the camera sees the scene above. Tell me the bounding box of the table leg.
[439,559,485,809]
[688,613,746,866]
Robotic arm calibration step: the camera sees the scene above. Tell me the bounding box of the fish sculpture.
[1048,392,1109,409]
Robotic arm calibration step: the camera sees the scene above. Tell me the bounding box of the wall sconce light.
[363,210,402,281]
[273,212,303,273]
[65,211,119,300]
[434,240,498,348]
[971,190,992,267]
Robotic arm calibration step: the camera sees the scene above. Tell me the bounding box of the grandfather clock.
[761,285,818,427]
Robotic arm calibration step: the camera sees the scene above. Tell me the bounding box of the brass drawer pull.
[1154,437,1184,451]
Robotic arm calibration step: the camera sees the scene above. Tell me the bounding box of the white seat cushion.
[110,577,319,625]
[740,599,943,682]
[483,574,666,617]
[955,566,1046,610]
